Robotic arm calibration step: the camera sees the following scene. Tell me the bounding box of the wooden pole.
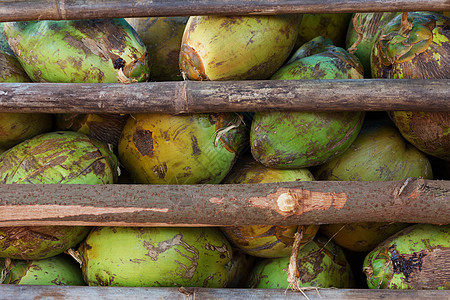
[0,0,448,21]
[0,79,448,114]
[0,178,448,227]
[0,285,448,299]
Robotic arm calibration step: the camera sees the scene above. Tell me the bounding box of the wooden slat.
[0,0,448,21]
[0,0,449,21]
[0,79,448,113]
[0,178,448,227]
[0,286,448,299]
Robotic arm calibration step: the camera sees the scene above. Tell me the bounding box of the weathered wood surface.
[0,285,448,300]
[0,178,448,227]
[0,0,447,21]
[0,79,448,114]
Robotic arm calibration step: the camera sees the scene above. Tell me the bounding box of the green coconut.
[0,51,52,150]
[221,154,318,258]
[0,131,116,260]
[296,13,352,49]
[0,113,53,150]
[118,113,247,184]
[222,153,315,184]
[0,226,91,260]
[247,235,354,288]
[364,224,450,289]
[0,29,52,152]
[388,111,450,161]
[3,19,149,83]
[222,225,319,259]
[315,120,432,252]
[0,23,31,83]
[126,17,188,81]
[371,12,449,79]
[286,35,334,63]
[251,37,365,169]
[371,12,450,161]
[0,51,31,83]
[179,14,301,80]
[55,113,128,149]
[79,226,232,287]
[0,23,15,56]
[2,254,85,285]
[0,131,118,184]
[345,12,400,76]
[319,223,411,253]
[314,120,433,181]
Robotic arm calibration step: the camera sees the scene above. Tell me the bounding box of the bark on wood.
[0,0,447,21]
[0,79,448,114]
[0,178,448,227]
[0,285,448,299]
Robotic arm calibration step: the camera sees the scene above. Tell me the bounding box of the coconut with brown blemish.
[250,37,365,169]
[371,12,450,161]
[1,254,85,285]
[363,224,450,289]
[0,23,31,83]
[3,19,149,83]
[0,226,91,260]
[0,131,118,184]
[0,131,118,260]
[345,12,400,76]
[179,15,301,81]
[247,235,354,288]
[118,113,247,184]
[78,226,232,287]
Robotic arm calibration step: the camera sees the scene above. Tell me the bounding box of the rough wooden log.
[0,178,448,227]
[0,0,447,21]
[0,79,448,114]
[0,285,448,299]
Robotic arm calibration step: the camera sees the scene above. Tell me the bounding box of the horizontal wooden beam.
[0,285,448,299]
[0,0,448,22]
[0,178,448,227]
[0,79,448,114]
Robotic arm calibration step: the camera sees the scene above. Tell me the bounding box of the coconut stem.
[287,228,321,299]
[0,268,4,283]
[348,13,363,54]
[213,114,244,147]
[118,68,138,84]
[1,258,11,283]
[178,287,195,298]
[400,12,413,33]
[65,248,82,266]
[287,227,303,290]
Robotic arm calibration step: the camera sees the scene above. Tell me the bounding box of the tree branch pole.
[0,80,448,113]
[0,0,447,21]
[0,178,448,227]
[0,285,448,300]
